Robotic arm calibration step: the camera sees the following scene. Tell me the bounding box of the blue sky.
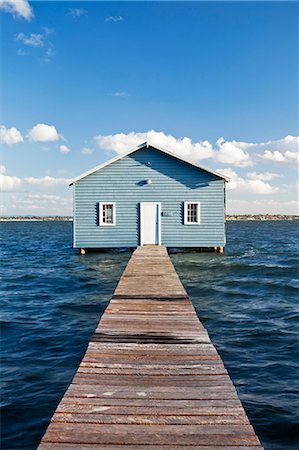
[1,0,298,215]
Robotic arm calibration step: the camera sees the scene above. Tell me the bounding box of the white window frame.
[99,202,116,226]
[184,202,200,225]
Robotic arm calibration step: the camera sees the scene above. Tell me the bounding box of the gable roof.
[69,142,229,185]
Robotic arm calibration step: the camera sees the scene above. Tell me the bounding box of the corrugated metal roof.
[69,142,229,185]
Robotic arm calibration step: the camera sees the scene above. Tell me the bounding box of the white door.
[140,202,161,245]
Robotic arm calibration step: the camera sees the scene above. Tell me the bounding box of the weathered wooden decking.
[38,245,263,449]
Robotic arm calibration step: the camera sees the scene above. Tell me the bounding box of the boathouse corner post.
[214,246,224,253]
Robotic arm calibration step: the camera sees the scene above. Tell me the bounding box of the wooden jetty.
[38,245,263,449]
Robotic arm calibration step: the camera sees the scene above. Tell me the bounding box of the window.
[99,202,116,226]
[184,202,200,224]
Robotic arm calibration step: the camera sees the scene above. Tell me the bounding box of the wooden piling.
[38,245,263,449]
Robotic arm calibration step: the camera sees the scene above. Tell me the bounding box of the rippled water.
[1,220,298,449]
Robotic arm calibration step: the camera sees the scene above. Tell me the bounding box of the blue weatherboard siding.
[73,147,225,248]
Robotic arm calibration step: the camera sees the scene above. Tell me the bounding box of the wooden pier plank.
[38,245,263,449]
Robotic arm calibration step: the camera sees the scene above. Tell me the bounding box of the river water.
[1,220,298,449]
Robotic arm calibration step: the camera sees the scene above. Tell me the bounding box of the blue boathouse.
[70,143,229,252]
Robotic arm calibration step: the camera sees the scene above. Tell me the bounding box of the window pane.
[187,203,198,223]
[102,204,114,224]
[106,205,112,223]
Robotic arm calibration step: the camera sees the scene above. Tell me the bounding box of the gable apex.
[69,143,229,185]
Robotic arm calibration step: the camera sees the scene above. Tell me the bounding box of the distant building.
[70,143,229,252]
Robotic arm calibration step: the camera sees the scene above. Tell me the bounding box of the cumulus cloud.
[0,0,33,20]
[261,150,299,164]
[0,166,70,192]
[217,168,282,195]
[2,193,72,215]
[105,15,123,22]
[59,145,71,153]
[94,130,215,161]
[93,130,299,169]
[0,167,22,191]
[16,32,44,47]
[0,125,23,145]
[215,138,253,167]
[28,124,60,142]
[246,172,281,181]
[259,136,299,164]
[262,150,287,162]
[68,8,87,18]
[24,176,69,187]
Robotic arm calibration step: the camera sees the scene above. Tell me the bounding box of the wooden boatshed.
[70,142,229,252]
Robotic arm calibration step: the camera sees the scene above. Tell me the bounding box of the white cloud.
[1,172,69,192]
[28,124,60,142]
[259,136,299,164]
[94,131,299,170]
[216,168,243,190]
[105,15,123,22]
[261,150,287,162]
[68,8,87,18]
[247,179,281,195]
[16,32,44,47]
[215,135,298,168]
[215,137,253,167]
[27,194,71,206]
[16,28,55,63]
[261,149,299,164]
[0,0,33,20]
[246,172,281,181]
[94,130,215,161]
[0,166,22,191]
[24,176,69,187]
[59,145,71,153]
[227,199,299,215]
[0,125,23,145]
[217,168,281,195]
[285,151,299,162]
[81,147,93,155]
[0,166,70,193]
[2,193,72,215]
[1,167,72,214]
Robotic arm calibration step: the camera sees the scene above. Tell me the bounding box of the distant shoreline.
[0,215,298,222]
